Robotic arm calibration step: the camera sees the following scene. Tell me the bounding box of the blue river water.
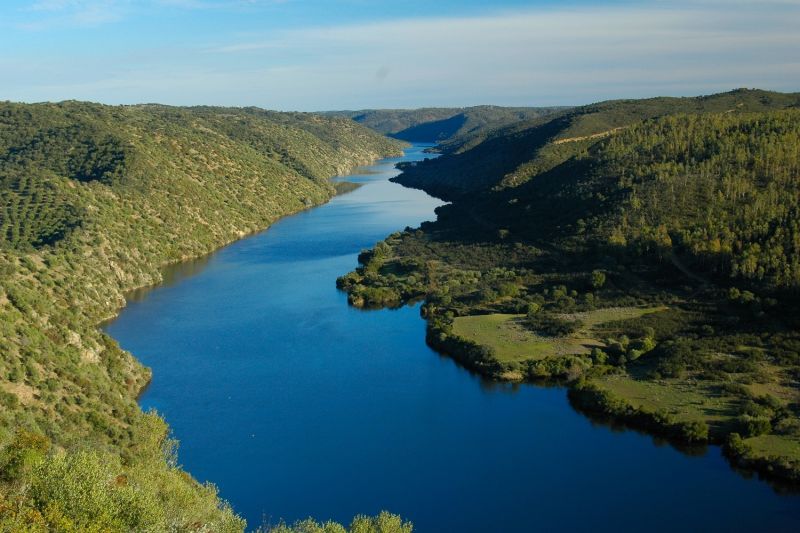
[105,144,800,532]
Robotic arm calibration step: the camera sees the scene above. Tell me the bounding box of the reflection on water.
[126,255,213,303]
[571,400,711,457]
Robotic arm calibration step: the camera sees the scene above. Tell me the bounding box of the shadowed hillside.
[393,89,800,199]
[339,90,800,486]
[329,105,566,143]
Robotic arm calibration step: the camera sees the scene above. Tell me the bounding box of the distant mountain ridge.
[327,105,567,143]
[392,89,800,199]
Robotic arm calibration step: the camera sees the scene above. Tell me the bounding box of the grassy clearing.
[745,434,800,457]
[452,314,556,362]
[593,374,737,429]
[452,306,668,364]
[563,306,669,329]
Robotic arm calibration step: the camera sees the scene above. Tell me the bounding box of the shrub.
[591,270,606,289]
[0,390,19,409]
[590,348,608,365]
[736,414,772,437]
[678,420,710,442]
[0,431,51,481]
[267,511,412,533]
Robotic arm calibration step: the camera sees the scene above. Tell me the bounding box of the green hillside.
[338,91,800,485]
[329,105,565,143]
[394,89,800,199]
[0,101,405,531]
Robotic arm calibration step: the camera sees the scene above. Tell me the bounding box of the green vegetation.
[0,100,406,530]
[451,307,664,367]
[266,512,412,533]
[0,419,243,532]
[587,374,732,425]
[339,89,800,485]
[452,314,555,363]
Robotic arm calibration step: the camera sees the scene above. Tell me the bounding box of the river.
[105,143,800,532]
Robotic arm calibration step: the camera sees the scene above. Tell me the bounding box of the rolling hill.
[0,101,404,531]
[393,89,800,199]
[338,89,800,485]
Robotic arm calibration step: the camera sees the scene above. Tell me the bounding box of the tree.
[590,270,606,289]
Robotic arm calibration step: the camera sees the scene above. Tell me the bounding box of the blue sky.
[1,0,799,110]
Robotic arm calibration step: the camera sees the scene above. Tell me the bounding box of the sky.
[1,0,799,110]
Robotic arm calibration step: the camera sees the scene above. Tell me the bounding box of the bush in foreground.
[0,418,244,532]
[266,512,412,533]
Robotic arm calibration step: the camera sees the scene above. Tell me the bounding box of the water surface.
[106,144,800,532]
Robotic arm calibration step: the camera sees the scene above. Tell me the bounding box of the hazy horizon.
[2,0,799,110]
[1,87,792,114]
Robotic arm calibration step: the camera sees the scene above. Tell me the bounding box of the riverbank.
[93,145,406,409]
[102,147,406,419]
[567,380,800,486]
[336,108,800,490]
[338,229,800,489]
[0,101,405,531]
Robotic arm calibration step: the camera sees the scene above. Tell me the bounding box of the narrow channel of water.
[105,144,800,532]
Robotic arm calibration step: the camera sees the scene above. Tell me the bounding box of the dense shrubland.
[394,89,800,198]
[594,111,800,289]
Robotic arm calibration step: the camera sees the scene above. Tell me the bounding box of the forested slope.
[0,101,404,531]
[394,89,800,199]
[339,91,800,485]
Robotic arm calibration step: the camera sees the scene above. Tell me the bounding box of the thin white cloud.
[3,1,800,108]
[199,2,800,107]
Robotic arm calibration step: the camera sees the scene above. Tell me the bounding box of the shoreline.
[415,307,800,489]
[0,100,413,531]
[338,256,800,489]
[98,149,402,412]
[98,149,400,326]
[336,130,800,491]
